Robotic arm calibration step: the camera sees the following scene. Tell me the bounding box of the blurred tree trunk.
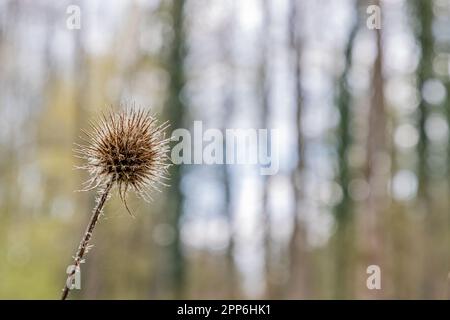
[163,0,186,299]
[259,0,276,299]
[446,80,450,299]
[0,1,19,220]
[411,0,438,298]
[257,0,276,299]
[333,8,359,299]
[222,118,237,298]
[219,0,238,298]
[361,0,387,299]
[413,0,433,198]
[286,0,311,299]
[0,0,19,259]
[447,80,450,174]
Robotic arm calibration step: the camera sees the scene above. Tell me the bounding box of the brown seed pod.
[75,108,171,213]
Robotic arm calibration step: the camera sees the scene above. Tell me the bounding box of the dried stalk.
[61,180,112,300]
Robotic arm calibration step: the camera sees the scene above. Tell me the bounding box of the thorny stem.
[61,180,113,300]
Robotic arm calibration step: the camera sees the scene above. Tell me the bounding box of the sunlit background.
[0,0,449,299]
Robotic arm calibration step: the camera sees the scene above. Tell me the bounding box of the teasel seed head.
[75,108,171,213]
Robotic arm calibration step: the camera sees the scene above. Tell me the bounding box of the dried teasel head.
[75,108,171,213]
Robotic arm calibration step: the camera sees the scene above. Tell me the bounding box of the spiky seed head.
[75,108,171,212]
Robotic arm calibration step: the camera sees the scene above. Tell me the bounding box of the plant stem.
[61,180,113,300]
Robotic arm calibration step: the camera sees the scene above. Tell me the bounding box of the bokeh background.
[0,0,449,299]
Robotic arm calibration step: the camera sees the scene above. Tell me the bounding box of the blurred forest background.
[0,0,449,299]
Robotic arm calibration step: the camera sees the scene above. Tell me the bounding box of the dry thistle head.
[75,108,171,212]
